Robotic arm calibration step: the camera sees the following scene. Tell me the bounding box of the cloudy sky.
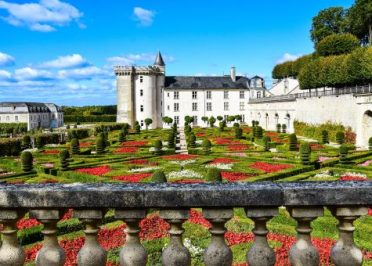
[0,0,353,106]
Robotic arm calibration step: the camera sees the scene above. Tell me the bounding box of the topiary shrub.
[188,133,196,148]
[321,130,329,144]
[339,144,349,165]
[154,140,163,156]
[151,171,167,183]
[184,125,192,135]
[316,33,360,57]
[60,149,70,171]
[369,137,372,151]
[209,117,216,128]
[276,124,281,133]
[289,134,298,151]
[235,127,243,139]
[233,122,240,128]
[70,138,80,155]
[118,131,126,142]
[219,121,226,132]
[202,139,212,155]
[168,132,175,148]
[21,135,31,150]
[263,136,271,151]
[172,123,178,134]
[206,168,222,182]
[300,142,312,165]
[336,131,345,144]
[254,126,263,139]
[281,124,287,133]
[135,124,141,134]
[21,151,33,172]
[96,136,105,154]
[35,135,43,149]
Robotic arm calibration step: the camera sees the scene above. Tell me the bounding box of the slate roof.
[164,76,250,90]
[0,102,61,113]
[154,51,165,66]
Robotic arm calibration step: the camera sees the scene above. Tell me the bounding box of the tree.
[144,118,153,130]
[217,116,223,121]
[310,7,349,44]
[202,116,209,125]
[227,116,236,123]
[316,34,360,56]
[184,116,194,125]
[162,116,173,125]
[348,0,372,45]
[209,116,216,128]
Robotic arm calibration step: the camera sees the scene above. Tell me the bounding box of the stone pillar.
[245,207,278,266]
[30,209,65,266]
[0,210,25,266]
[115,209,147,266]
[160,209,191,266]
[202,208,233,266]
[330,207,368,266]
[74,210,107,266]
[289,207,324,266]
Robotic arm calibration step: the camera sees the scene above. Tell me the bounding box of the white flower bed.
[129,167,160,173]
[170,160,196,167]
[313,170,336,179]
[205,163,233,170]
[168,169,203,180]
[45,144,60,147]
[341,172,367,178]
[24,148,38,153]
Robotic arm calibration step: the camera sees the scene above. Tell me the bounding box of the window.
[15,116,18,121]
[140,105,144,112]
[140,120,144,127]
[192,91,197,99]
[206,102,212,111]
[174,116,179,125]
[140,76,143,83]
[174,91,179,100]
[140,89,143,96]
[224,91,229,99]
[241,115,245,122]
[174,103,179,112]
[224,115,228,121]
[206,91,212,99]
[193,116,198,126]
[240,102,245,111]
[167,92,170,97]
[257,91,261,98]
[192,102,197,111]
[224,102,229,111]
[240,91,245,99]
[167,105,170,111]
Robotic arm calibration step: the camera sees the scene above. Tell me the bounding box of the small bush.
[369,137,372,150]
[151,171,167,183]
[254,126,263,139]
[206,168,222,182]
[321,130,329,144]
[233,122,240,128]
[168,132,175,148]
[21,135,31,150]
[235,127,243,139]
[135,124,141,134]
[300,142,312,165]
[60,150,70,171]
[209,117,216,128]
[339,144,349,165]
[289,134,298,151]
[21,151,33,172]
[263,136,271,151]
[154,140,163,156]
[118,131,126,142]
[336,131,345,144]
[35,135,43,149]
[70,138,80,155]
[188,133,196,148]
[202,139,212,154]
[96,136,105,154]
[219,121,226,132]
[276,124,281,133]
[316,34,360,57]
[281,124,287,133]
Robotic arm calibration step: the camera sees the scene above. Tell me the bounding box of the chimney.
[230,66,236,82]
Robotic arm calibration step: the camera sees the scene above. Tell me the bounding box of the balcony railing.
[250,84,372,104]
[0,181,371,266]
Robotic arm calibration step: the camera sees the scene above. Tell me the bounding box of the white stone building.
[0,102,64,130]
[115,52,266,128]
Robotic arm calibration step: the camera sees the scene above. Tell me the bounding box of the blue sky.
[0,0,354,106]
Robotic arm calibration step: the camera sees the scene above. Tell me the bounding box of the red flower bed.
[127,159,157,166]
[121,141,148,147]
[340,176,367,181]
[162,154,197,161]
[188,209,211,228]
[228,144,249,151]
[250,162,293,173]
[221,172,256,182]
[266,132,279,138]
[62,209,73,220]
[113,173,152,182]
[17,218,41,229]
[115,147,138,153]
[79,142,92,148]
[42,150,60,155]
[195,132,205,137]
[75,165,111,176]
[310,143,325,150]
[139,214,169,240]
[213,137,239,145]
[210,158,237,164]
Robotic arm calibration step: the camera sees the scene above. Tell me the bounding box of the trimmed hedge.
[67,129,90,140]
[0,138,22,156]
[0,123,27,135]
[316,34,360,56]
[64,115,116,123]
[272,54,314,79]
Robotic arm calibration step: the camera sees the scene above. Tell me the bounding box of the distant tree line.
[62,105,117,123]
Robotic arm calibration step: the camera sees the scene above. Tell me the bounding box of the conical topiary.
[96,136,105,154]
[235,127,243,139]
[21,151,33,172]
[321,130,329,144]
[35,135,43,149]
[254,126,263,138]
[21,135,31,150]
[300,142,312,165]
[154,140,163,156]
[168,132,175,148]
[281,124,287,133]
[289,134,298,151]
[151,171,167,183]
[263,136,271,151]
[276,124,281,133]
[188,133,196,148]
[70,138,80,155]
[369,137,372,150]
[202,139,212,155]
[339,144,349,165]
[60,149,70,171]
[206,168,222,182]
[336,131,345,144]
[119,131,126,142]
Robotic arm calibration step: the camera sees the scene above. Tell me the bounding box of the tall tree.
[348,0,372,45]
[310,7,349,44]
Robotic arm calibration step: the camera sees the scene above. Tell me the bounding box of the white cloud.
[133,7,155,26]
[40,54,88,68]
[0,70,11,80]
[14,67,54,81]
[107,52,174,66]
[58,66,109,80]
[276,53,301,64]
[67,83,87,90]
[0,52,15,66]
[0,0,83,32]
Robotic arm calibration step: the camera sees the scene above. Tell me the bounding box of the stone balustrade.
[0,181,371,266]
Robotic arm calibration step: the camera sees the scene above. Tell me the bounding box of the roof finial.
[154,51,165,66]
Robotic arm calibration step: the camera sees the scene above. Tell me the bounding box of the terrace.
[0,182,370,265]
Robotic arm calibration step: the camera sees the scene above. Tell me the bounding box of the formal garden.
[0,119,371,266]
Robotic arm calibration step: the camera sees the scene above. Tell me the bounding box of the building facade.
[0,102,64,130]
[115,52,266,129]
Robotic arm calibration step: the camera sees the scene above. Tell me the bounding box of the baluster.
[0,209,25,266]
[202,208,233,266]
[289,207,324,266]
[30,209,65,266]
[160,209,191,266]
[115,209,147,266]
[330,207,368,266]
[74,209,107,266]
[245,207,278,266]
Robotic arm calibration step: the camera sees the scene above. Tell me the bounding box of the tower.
[115,51,166,128]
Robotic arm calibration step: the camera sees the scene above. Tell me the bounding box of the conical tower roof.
[154,51,165,66]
